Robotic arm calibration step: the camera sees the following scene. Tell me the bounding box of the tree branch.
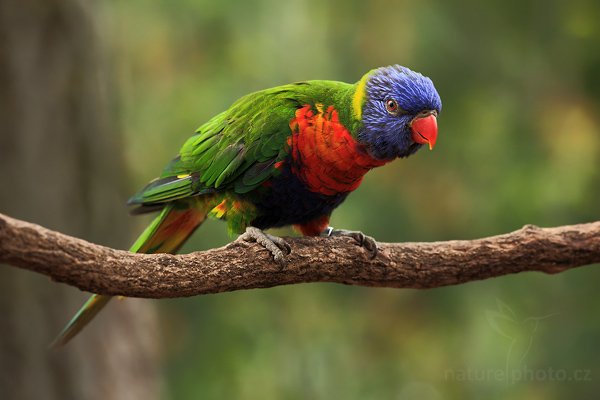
[0,212,599,298]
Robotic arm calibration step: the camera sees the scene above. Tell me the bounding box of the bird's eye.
[385,99,400,115]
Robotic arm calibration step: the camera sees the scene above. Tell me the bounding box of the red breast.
[288,104,388,196]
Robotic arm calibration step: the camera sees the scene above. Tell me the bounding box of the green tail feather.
[50,294,113,349]
[51,200,207,349]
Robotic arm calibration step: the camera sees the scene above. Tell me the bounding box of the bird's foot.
[238,227,291,264]
[323,227,379,259]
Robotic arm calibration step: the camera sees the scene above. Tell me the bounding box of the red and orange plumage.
[288,104,389,196]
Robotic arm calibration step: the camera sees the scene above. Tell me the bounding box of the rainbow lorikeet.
[52,65,441,347]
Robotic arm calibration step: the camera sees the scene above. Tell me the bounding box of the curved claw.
[238,227,291,264]
[324,227,379,259]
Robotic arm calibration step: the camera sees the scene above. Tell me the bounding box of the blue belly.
[246,164,348,230]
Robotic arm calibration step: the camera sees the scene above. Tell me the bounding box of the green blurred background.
[3,0,599,399]
[103,0,599,398]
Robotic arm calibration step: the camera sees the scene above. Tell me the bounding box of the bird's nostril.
[418,109,436,118]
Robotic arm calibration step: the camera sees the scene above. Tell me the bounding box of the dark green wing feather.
[128,86,301,207]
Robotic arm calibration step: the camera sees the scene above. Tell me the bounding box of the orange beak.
[410,114,438,150]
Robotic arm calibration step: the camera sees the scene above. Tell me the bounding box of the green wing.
[128,80,355,208]
[128,84,307,207]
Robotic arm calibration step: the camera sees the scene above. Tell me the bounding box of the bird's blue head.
[354,65,442,160]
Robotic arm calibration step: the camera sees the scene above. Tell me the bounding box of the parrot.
[51,64,441,348]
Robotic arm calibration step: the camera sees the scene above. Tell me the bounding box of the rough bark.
[1,213,598,298]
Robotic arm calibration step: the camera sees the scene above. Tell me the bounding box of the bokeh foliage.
[98,0,599,398]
